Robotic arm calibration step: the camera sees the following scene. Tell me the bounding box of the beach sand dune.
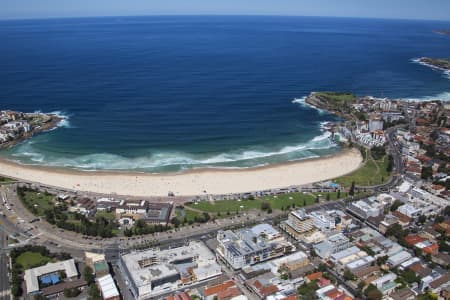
[0,148,362,197]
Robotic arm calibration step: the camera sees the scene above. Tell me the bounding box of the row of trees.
[44,208,116,238]
[123,219,171,237]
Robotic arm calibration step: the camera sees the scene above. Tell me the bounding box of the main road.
[0,223,11,300]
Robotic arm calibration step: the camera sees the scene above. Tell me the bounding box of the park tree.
[390,199,404,212]
[170,217,180,227]
[83,266,95,285]
[349,181,356,196]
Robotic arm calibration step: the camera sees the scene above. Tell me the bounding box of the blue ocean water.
[0,16,449,172]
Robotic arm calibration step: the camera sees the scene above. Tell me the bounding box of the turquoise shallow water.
[0,16,449,172]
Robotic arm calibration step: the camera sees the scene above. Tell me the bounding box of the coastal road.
[356,126,405,193]
[0,224,11,300]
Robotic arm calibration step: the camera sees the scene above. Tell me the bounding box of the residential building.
[280,209,315,240]
[216,224,293,270]
[308,210,336,231]
[372,273,398,295]
[313,233,351,259]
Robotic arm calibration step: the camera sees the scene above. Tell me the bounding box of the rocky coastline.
[0,111,64,150]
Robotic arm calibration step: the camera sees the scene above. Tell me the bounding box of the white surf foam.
[49,111,73,128]
[292,96,328,115]
[411,57,450,82]
[9,130,337,170]
[405,92,450,102]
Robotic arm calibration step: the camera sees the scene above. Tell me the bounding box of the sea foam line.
[411,57,450,81]
[9,130,337,170]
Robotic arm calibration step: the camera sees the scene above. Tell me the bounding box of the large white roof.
[97,274,120,299]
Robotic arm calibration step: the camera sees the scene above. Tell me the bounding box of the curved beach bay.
[0,148,361,197]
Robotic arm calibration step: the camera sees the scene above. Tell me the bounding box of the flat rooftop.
[120,241,218,289]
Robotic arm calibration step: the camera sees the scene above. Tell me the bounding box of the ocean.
[0,16,449,172]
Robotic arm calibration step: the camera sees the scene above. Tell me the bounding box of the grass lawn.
[95,211,116,221]
[20,190,55,216]
[311,190,370,201]
[259,193,316,210]
[16,251,53,269]
[176,208,204,223]
[334,155,391,187]
[315,92,357,103]
[187,192,316,213]
[312,191,348,201]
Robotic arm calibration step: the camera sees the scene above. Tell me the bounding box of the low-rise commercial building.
[24,259,79,295]
[397,204,422,219]
[97,274,120,300]
[216,224,293,270]
[347,198,382,219]
[119,241,221,299]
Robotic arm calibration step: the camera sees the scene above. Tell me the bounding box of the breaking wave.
[50,111,74,128]
[292,96,329,115]
[8,129,337,171]
[411,58,450,82]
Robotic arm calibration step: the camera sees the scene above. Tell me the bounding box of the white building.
[24,259,79,295]
[369,119,384,132]
[115,200,147,215]
[397,204,422,219]
[372,273,398,295]
[308,210,335,231]
[387,250,412,267]
[313,233,351,259]
[97,274,120,300]
[216,224,293,270]
[119,241,221,299]
[347,198,382,219]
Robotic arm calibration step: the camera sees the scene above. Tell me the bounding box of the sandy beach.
[0,148,362,197]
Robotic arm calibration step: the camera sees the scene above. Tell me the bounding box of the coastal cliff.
[305,92,357,118]
[418,57,450,71]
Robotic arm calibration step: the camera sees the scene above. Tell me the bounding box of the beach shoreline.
[0,148,363,197]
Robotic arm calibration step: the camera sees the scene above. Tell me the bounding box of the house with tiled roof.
[204,281,236,298]
[429,273,450,294]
